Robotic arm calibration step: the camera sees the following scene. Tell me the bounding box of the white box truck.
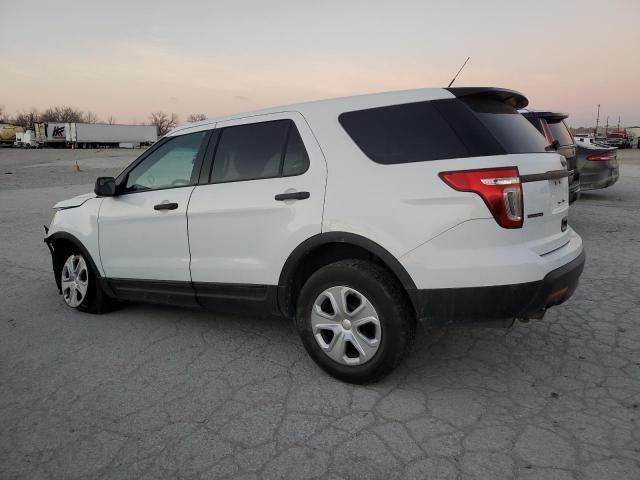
[66,123,157,148]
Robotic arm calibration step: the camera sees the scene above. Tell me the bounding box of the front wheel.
[296,260,415,383]
[60,251,115,313]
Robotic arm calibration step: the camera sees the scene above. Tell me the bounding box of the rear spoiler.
[519,110,568,123]
[446,87,529,110]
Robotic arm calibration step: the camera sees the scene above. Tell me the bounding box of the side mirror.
[94,176,117,196]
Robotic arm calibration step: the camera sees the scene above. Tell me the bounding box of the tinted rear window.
[339,98,549,164]
[460,97,550,154]
[547,120,574,146]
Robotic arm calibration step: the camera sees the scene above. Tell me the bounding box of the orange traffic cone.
[75,161,81,172]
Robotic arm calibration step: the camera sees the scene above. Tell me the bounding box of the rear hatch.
[518,153,569,250]
[440,89,570,249]
[340,87,571,249]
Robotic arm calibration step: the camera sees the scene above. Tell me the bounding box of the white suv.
[45,87,585,383]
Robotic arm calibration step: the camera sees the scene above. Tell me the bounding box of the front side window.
[211,120,309,183]
[125,131,208,192]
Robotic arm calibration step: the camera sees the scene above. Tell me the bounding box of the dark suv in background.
[521,110,579,203]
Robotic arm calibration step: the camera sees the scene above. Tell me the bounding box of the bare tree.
[107,115,116,125]
[84,111,100,123]
[149,111,178,136]
[0,105,8,123]
[41,106,85,123]
[187,113,206,123]
[13,108,41,128]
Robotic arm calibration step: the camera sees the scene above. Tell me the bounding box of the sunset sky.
[3,0,639,127]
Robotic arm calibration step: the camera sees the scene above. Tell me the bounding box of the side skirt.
[108,278,200,308]
[106,278,280,315]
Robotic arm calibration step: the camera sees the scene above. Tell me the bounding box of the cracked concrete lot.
[1,148,639,479]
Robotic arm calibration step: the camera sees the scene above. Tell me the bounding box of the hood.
[53,192,96,210]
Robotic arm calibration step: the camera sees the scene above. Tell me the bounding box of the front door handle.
[275,191,310,201]
[154,202,179,211]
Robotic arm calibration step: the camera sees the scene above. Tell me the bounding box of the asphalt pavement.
[1,148,639,479]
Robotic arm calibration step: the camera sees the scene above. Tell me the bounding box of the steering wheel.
[170,179,189,187]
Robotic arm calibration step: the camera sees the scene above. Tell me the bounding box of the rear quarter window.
[547,120,574,146]
[338,101,468,164]
[339,98,549,165]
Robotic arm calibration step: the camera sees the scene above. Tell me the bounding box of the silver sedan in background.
[574,136,619,191]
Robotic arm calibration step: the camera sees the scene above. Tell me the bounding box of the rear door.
[187,112,327,305]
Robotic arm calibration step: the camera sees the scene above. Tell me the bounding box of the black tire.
[296,259,415,384]
[59,250,117,314]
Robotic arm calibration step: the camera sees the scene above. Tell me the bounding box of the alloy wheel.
[61,254,89,308]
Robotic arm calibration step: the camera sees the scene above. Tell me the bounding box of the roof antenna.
[447,57,471,88]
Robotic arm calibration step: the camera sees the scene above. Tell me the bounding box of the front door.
[98,130,210,284]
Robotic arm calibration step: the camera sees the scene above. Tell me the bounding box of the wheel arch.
[277,232,417,319]
[45,232,103,293]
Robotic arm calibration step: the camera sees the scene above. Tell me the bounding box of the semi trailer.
[66,123,157,148]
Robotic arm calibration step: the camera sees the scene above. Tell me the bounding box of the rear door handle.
[154,202,179,211]
[275,191,310,201]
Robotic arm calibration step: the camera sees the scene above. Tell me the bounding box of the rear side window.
[547,120,574,146]
[211,120,309,182]
[339,98,549,164]
[282,125,310,176]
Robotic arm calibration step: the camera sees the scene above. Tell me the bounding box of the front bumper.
[409,249,585,324]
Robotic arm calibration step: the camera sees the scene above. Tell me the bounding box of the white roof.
[167,87,454,136]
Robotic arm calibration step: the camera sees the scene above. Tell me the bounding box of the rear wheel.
[296,260,415,383]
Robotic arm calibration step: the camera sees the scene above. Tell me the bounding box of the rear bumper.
[569,170,580,203]
[579,165,619,191]
[409,249,585,324]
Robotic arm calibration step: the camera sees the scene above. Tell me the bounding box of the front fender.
[46,197,104,276]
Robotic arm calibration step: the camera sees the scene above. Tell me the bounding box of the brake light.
[586,153,613,161]
[439,167,523,228]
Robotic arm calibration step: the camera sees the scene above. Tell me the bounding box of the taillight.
[439,167,523,228]
[541,120,555,144]
[586,153,613,161]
